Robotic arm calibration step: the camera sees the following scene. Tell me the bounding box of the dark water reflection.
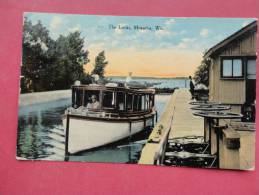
[17,95,170,163]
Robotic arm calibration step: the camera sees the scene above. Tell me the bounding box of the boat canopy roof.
[71,83,155,94]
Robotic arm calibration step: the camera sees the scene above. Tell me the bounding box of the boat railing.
[66,106,155,118]
[66,107,119,118]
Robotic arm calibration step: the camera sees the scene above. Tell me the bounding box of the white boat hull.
[63,115,154,154]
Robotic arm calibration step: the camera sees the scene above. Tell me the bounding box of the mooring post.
[64,115,70,161]
[152,114,155,127]
[204,118,210,143]
[213,124,227,168]
[207,118,212,154]
[128,120,132,141]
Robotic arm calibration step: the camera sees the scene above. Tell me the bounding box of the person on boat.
[87,95,100,109]
[126,72,132,83]
[189,76,195,100]
[118,102,124,110]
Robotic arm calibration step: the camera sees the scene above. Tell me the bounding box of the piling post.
[128,120,132,141]
[152,114,155,127]
[212,124,227,168]
[64,115,70,161]
[220,128,240,169]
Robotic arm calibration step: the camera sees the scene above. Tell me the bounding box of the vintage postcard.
[17,12,257,170]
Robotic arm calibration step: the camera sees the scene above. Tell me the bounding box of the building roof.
[204,21,257,58]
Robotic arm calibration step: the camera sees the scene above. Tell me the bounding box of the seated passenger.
[118,102,124,110]
[87,95,100,109]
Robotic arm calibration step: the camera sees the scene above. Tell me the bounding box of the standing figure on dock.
[189,76,195,100]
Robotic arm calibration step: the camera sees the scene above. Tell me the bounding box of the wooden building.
[205,21,257,120]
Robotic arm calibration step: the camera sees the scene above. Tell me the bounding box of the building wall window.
[247,59,256,79]
[221,58,243,78]
[222,59,232,77]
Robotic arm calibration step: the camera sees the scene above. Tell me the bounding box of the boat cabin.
[71,84,155,116]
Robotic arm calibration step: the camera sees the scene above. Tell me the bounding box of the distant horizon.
[106,75,189,79]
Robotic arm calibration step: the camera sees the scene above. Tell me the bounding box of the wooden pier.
[139,88,255,170]
[139,88,204,164]
[168,89,203,139]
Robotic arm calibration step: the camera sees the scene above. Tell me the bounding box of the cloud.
[88,42,106,52]
[50,16,62,31]
[176,38,196,49]
[200,28,209,37]
[155,29,171,37]
[182,38,196,43]
[68,24,81,32]
[111,40,120,47]
[165,19,176,26]
[177,42,187,49]
[179,30,187,35]
[212,34,224,42]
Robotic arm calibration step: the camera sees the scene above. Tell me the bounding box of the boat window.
[72,88,76,107]
[139,94,150,111]
[127,94,133,110]
[103,91,115,108]
[133,95,138,111]
[84,90,100,109]
[138,95,142,111]
[141,95,146,110]
[150,95,154,108]
[148,95,151,109]
[117,92,125,111]
[73,88,83,108]
[145,94,150,110]
[133,95,142,111]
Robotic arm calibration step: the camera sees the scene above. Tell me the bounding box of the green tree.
[193,52,210,86]
[22,18,54,92]
[91,51,108,78]
[22,18,89,92]
[54,31,89,89]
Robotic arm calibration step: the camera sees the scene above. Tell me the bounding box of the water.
[17,78,187,163]
[17,95,171,163]
[109,77,189,89]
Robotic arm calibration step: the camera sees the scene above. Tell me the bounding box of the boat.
[62,82,157,154]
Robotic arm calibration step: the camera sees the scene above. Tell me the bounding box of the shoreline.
[19,89,71,107]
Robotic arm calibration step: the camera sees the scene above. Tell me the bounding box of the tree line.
[193,52,210,86]
[21,18,108,93]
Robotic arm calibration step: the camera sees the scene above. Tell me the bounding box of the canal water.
[17,95,171,163]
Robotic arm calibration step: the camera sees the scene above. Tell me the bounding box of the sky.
[25,12,256,77]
